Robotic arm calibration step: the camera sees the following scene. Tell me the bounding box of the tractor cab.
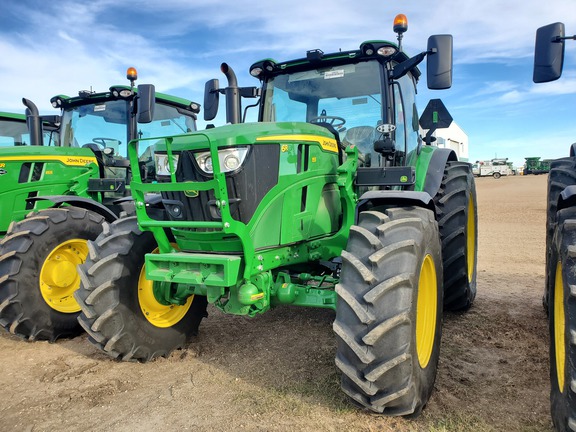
[204,14,452,188]
[0,112,58,147]
[25,68,200,207]
[0,68,200,235]
[46,69,200,206]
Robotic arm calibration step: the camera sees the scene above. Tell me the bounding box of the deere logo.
[184,190,199,198]
[400,175,408,183]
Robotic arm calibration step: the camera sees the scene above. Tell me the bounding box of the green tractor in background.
[0,69,202,341]
[534,22,576,432]
[76,15,477,416]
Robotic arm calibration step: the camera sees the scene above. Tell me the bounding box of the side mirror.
[533,22,565,83]
[427,35,453,90]
[204,79,220,121]
[137,84,156,124]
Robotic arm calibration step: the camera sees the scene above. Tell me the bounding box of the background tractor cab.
[17,68,201,219]
[0,111,59,147]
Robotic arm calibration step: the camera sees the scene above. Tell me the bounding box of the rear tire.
[433,161,478,311]
[549,206,576,431]
[0,207,104,341]
[75,216,208,362]
[493,172,501,179]
[334,207,443,416]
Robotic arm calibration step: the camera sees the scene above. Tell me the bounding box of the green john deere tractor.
[0,69,201,341]
[76,16,477,416]
[534,22,576,432]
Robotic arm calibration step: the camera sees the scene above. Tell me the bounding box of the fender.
[356,190,436,220]
[569,143,576,158]
[28,195,119,222]
[422,147,458,198]
[558,185,576,212]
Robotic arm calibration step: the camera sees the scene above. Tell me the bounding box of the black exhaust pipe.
[22,98,43,146]
[221,63,241,124]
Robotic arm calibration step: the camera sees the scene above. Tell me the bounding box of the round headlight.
[204,156,213,172]
[224,154,240,171]
[250,67,263,77]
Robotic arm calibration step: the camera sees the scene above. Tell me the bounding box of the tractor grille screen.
[161,144,280,225]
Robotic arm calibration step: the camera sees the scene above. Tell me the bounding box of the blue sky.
[1,0,576,167]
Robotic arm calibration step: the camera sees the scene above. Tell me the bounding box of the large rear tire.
[0,207,104,341]
[545,158,576,314]
[433,161,478,311]
[75,216,208,362]
[549,206,576,431]
[334,206,443,416]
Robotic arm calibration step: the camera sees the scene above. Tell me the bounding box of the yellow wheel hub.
[138,248,192,328]
[554,261,566,392]
[39,239,86,313]
[466,196,477,283]
[416,254,438,369]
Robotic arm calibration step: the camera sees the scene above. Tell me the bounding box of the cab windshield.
[59,99,196,157]
[261,61,383,158]
[0,117,58,147]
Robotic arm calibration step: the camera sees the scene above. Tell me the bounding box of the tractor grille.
[160,144,279,225]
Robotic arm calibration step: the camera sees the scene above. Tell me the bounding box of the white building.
[425,121,469,162]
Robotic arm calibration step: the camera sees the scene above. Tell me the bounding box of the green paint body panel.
[130,122,359,315]
[0,146,100,235]
[411,146,437,192]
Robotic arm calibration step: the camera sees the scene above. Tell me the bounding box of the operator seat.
[342,126,375,166]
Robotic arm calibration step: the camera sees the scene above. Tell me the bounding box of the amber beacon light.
[126,67,138,82]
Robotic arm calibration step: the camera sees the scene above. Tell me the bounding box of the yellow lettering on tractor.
[0,155,97,167]
[256,134,338,153]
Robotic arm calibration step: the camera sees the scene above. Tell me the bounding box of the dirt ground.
[0,174,553,432]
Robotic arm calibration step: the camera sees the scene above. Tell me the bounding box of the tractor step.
[355,166,415,186]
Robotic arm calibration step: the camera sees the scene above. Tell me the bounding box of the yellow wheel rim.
[554,261,566,392]
[39,239,86,313]
[416,254,438,369]
[466,196,477,283]
[138,248,192,328]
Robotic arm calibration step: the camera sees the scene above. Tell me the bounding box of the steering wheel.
[310,116,346,128]
[92,137,119,148]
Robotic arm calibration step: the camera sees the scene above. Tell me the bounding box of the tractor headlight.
[154,153,180,176]
[195,147,248,175]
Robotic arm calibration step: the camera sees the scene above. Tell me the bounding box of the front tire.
[334,207,443,416]
[75,217,208,362]
[0,207,104,341]
[433,161,478,311]
[549,206,576,431]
